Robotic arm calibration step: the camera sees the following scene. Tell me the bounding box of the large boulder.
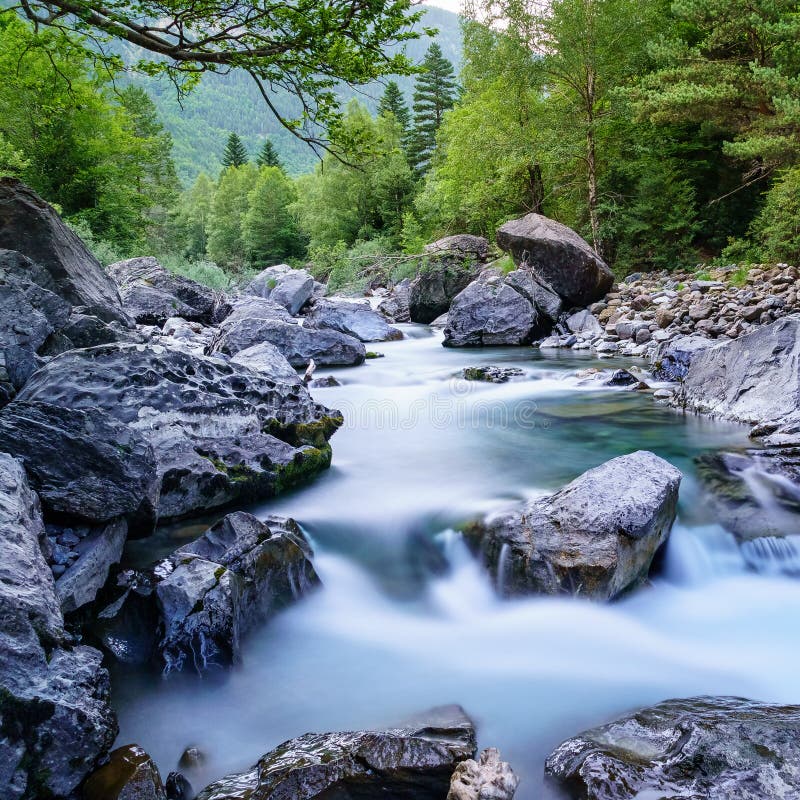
[83,745,167,800]
[444,270,540,347]
[464,451,681,600]
[545,696,800,800]
[504,268,563,323]
[677,316,800,424]
[195,705,477,800]
[231,341,302,385]
[304,298,403,342]
[0,178,130,324]
[0,453,117,798]
[211,297,365,367]
[156,512,319,673]
[15,344,341,520]
[496,214,613,306]
[651,334,713,381]
[246,264,314,315]
[109,256,218,326]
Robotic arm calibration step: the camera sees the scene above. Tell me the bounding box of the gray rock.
[83,744,167,800]
[651,334,712,381]
[448,748,519,800]
[565,309,603,337]
[678,316,800,424]
[16,344,341,521]
[246,264,314,315]
[0,400,159,532]
[195,704,477,800]
[231,341,302,385]
[545,696,800,800]
[496,213,613,306]
[444,273,539,347]
[461,366,525,383]
[0,178,130,324]
[161,316,215,356]
[464,451,681,600]
[157,512,319,673]
[424,234,490,261]
[377,278,411,323]
[304,298,403,342]
[0,452,117,799]
[211,296,365,367]
[504,269,563,323]
[109,256,218,326]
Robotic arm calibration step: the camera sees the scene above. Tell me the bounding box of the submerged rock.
[83,744,167,800]
[461,366,525,383]
[304,298,403,342]
[464,451,681,600]
[0,453,117,798]
[195,704,476,800]
[447,748,519,800]
[109,256,218,326]
[15,343,341,520]
[545,696,800,800]
[495,214,613,307]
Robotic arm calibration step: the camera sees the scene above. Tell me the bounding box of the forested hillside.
[123,5,462,183]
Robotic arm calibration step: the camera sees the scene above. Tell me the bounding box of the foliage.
[222,133,249,168]
[207,164,259,270]
[747,167,800,264]
[257,139,283,169]
[379,81,412,140]
[407,43,459,174]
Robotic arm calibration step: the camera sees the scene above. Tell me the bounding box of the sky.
[425,0,464,13]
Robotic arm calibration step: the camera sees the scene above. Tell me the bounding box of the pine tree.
[378,81,411,137]
[221,132,248,169]
[256,138,283,169]
[407,43,457,174]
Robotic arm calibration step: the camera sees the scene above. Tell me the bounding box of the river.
[114,326,800,798]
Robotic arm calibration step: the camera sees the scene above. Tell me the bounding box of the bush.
[67,218,124,266]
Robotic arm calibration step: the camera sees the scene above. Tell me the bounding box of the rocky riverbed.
[3,179,800,799]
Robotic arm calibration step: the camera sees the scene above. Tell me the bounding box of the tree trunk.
[526,163,544,214]
[585,67,601,257]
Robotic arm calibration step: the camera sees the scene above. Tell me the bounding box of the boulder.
[161,317,215,356]
[245,264,314,315]
[495,214,613,306]
[304,298,403,342]
[109,256,217,326]
[650,334,713,381]
[424,234,491,261]
[447,748,519,800]
[211,296,366,367]
[504,269,563,323]
[677,316,800,424]
[565,309,603,338]
[156,512,319,673]
[231,341,302,385]
[377,278,411,323]
[16,344,341,520]
[0,453,117,798]
[83,745,167,800]
[0,400,159,532]
[545,696,800,800]
[0,178,130,323]
[464,451,681,600]
[444,271,540,348]
[195,705,476,800]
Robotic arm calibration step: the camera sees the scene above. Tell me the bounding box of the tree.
[243,167,305,267]
[207,164,259,269]
[11,0,423,157]
[222,133,249,169]
[257,138,283,169]
[174,173,216,259]
[379,81,411,139]
[407,43,458,173]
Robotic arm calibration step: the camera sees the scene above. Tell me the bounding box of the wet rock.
[309,375,341,388]
[461,366,525,383]
[195,704,476,800]
[304,298,403,342]
[651,334,712,381]
[84,744,167,800]
[545,696,800,800]
[166,772,193,800]
[447,748,519,800]
[156,512,319,674]
[0,177,130,324]
[495,214,613,306]
[211,296,365,367]
[464,451,681,600]
[245,264,314,315]
[377,278,411,323]
[605,369,639,387]
[16,344,341,520]
[0,452,117,798]
[230,341,302,385]
[444,271,540,347]
[0,400,159,532]
[109,256,217,326]
[677,316,800,424]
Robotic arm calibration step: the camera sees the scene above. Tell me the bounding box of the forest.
[1,0,798,287]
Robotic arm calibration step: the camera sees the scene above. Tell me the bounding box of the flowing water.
[115,326,800,798]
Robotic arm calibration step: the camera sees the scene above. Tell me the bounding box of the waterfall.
[497,543,511,596]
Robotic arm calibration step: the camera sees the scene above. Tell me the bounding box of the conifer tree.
[256,138,283,169]
[407,43,457,174]
[378,81,411,137]
[221,132,248,169]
